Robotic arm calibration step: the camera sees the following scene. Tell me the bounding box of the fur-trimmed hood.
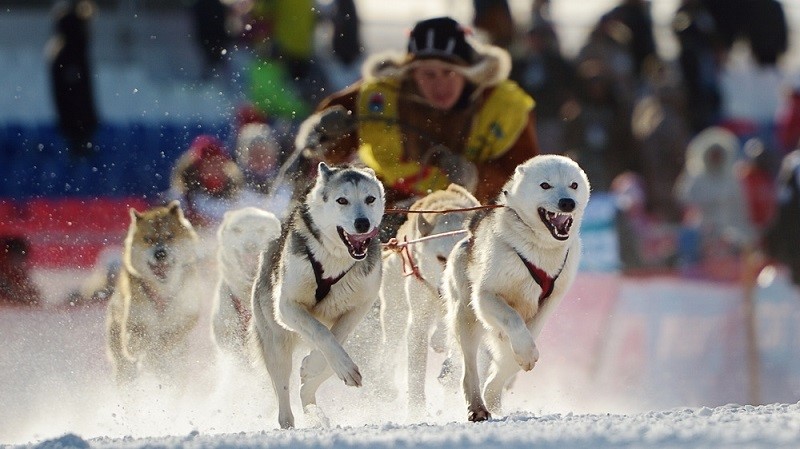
[360,40,512,92]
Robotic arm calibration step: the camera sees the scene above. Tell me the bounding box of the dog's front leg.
[300,298,374,407]
[252,280,296,429]
[473,289,539,371]
[450,298,490,422]
[107,311,137,385]
[278,300,362,387]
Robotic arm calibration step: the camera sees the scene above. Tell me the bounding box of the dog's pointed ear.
[318,161,333,180]
[417,214,434,237]
[167,200,182,215]
[361,166,377,178]
[129,207,142,221]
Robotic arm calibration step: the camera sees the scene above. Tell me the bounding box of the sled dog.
[379,183,480,418]
[250,162,385,429]
[442,155,590,422]
[106,201,200,385]
[211,207,282,360]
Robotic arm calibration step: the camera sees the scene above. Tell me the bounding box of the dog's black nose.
[354,217,371,234]
[558,198,576,212]
[154,247,168,261]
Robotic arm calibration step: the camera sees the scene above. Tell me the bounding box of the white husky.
[250,162,385,429]
[379,183,480,419]
[442,155,590,422]
[211,207,282,360]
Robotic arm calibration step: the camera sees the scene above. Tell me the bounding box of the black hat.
[407,17,476,65]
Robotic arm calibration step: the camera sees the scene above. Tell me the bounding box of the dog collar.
[303,244,353,303]
[516,250,568,304]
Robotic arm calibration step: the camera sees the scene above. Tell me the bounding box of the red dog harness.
[516,250,569,304]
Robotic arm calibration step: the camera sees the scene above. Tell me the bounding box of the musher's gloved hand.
[294,105,356,151]
[425,145,479,193]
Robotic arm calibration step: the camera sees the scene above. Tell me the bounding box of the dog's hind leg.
[300,349,331,409]
[406,279,438,419]
[375,255,407,395]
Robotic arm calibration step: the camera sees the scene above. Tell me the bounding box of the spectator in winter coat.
[777,77,800,154]
[0,235,41,306]
[672,0,724,134]
[45,0,99,158]
[764,149,800,286]
[233,122,293,219]
[191,0,232,80]
[738,138,777,233]
[295,16,540,209]
[167,135,244,230]
[510,20,576,155]
[674,126,755,278]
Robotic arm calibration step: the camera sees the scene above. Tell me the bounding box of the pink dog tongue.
[350,227,379,243]
[551,215,569,228]
[348,227,378,254]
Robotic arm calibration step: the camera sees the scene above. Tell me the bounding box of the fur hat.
[407,17,476,65]
[362,17,511,90]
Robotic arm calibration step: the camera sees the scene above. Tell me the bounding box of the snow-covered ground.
[3,260,800,448]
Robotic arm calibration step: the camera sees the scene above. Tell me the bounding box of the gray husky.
[250,162,385,429]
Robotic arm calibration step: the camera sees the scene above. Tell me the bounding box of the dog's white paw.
[303,404,331,428]
[278,410,295,430]
[512,340,539,372]
[300,350,327,380]
[330,354,362,387]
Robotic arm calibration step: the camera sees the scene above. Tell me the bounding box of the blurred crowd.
[180,0,800,284]
[483,0,800,284]
[3,0,800,307]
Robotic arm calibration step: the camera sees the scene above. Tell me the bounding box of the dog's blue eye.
[570,182,578,190]
[540,182,552,189]
[365,196,376,205]
[336,197,349,205]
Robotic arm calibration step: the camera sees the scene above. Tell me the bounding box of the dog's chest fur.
[468,208,579,323]
[118,264,199,336]
[278,230,381,322]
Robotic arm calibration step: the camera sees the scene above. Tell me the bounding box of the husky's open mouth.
[538,207,573,241]
[337,226,379,260]
[148,261,170,282]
